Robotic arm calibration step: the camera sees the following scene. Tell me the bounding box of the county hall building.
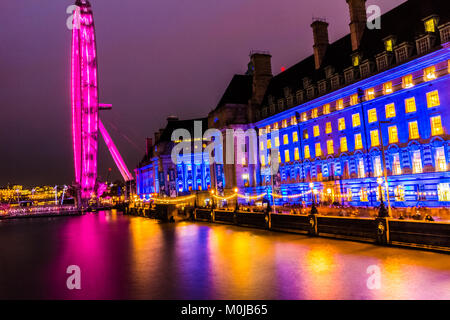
[136,0,450,208]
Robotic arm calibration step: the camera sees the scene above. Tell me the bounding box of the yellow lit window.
[409,121,419,139]
[412,150,423,174]
[291,115,297,125]
[273,122,279,130]
[293,131,298,142]
[438,183,450,201]
[358,159,366,179]
[405,97,416,113]
[323,104,330,114]
[315,143,322,157]
[326,122,332,134]
[336,99,344,110]
[327,140,334,155]
[260,141,264,150]
[313,125,320,137]
[304,145,310,159]
[435,148,447,172]
[383,82,393,94]
[427,90,440,108]
[265,125,271,133]
[385,39,393,52]
[282,119,287,128]
[312,108,318,118]
[370,129,380,147]
[275,137,280,147]
[355,133,363,149]
[301,112,307,122]
[294,148,300,160]
[425,19,435,33]
[338,118,346,131]
[267,139,272,149]
[388,126,398,144]
[284,150,290,162]
[353,55,360,67]
[385,103,396,118]
[366,88,375,100]
[368,108,377,123]
[424,66,436,81]
[402,74,414,88]
[283,134,289,145]
[431,115,443,136]
[340,137,348,152]
[350,94,358,106]
[352,113,361,127]
[260,155,266,166]
[278,153,281,164]
[360,188,368,201]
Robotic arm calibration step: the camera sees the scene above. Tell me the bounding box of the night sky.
[0,0,406,187]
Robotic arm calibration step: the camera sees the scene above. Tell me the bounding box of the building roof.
[259,0,449,111]
[215,74,253,110]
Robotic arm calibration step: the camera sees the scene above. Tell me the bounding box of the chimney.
[346,0,367,51]
[146,138,153,156]
[249,51,272,107]
[311,19,329,70]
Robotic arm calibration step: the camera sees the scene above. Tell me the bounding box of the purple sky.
[0,0,406,187]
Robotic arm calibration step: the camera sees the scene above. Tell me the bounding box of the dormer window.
[360,62,371,78]
[394,43,413,63]
[303,77,311,88]
[296,90,304,104]
[352,54,360,67]
[324,66,335,78]
[344,68,354,84]
[286,95,294,107]
[385,39,393,51]
[306,86,315,100]
[278,99,285,111]
[438,22,450,43]
[376,54,388,71]
[270,104,276,114]
[283,87,291,98]
[423,15,439,33]
[330,75,340,90]
[416,36,431,55]
[318,80,327,95]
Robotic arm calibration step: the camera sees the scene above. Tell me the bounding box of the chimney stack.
[249,51,272,107]
[146,138,153,156]
[311,19,329,70]
[346,0,367,51]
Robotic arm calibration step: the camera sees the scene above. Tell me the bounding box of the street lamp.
[378,120,392,217]
[377,177,388,217]
[234,187,239,211]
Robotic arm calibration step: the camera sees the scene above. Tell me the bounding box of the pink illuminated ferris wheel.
[71,0,133,202]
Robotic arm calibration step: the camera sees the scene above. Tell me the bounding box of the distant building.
[137,0,450,207]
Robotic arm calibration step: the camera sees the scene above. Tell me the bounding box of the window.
[360,188,368,202]
[266,125,271,133]
[377,55,388,71]
[267,139,272,149]
[425,18,435,33]
[273,122,279,130]
[383,82,393,94]
[293,131,298,142]
[392,153,401,175]
[402,75,414,88]
[438,183,450,201]
[417,37,430,55]
[355,133,363,150]
[440,25,450,43]
[284,150,290,163]
[412,150,423,174]
[312,108,318,118]
[301,112,307,122]
[338,118,346,131]
[374,156,382,177]
[331,76,340,89]
[313,125,320,137]
[358,159,365,178]
[327,140,334,155]
[291,115,297,125]
[409,121,420,139]
[281,134,288,145]
[371,129,380,147]
[368,108,378,123]
[294,148,300,161]
[274,137,280,147]
[326,122,332,134]
[336,99,344,110]
[353,55,360,67]
[340,137,348,152]
[282,119,287,128]
[323,104,330,114]
[385,103,396,118]
[260,141,264,150]
[360,63,370,78]
[388,126,398,144]
[405,97,416,113]
[385,39,393,51]
[396,47,408,63]
[260,155,266,166]
[431,115,443,136]
[427,90,440,108]
[304,145,310,159]
[352,113,361,127]
[303,129,309,139]
[366,88,375,100]
[424,66,436,81]
[395,185,405,201]
[350,94,358,106]
[315,143,322,157]
[435,147,447,172]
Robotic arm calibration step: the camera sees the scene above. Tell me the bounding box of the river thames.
[0,210,449,299]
